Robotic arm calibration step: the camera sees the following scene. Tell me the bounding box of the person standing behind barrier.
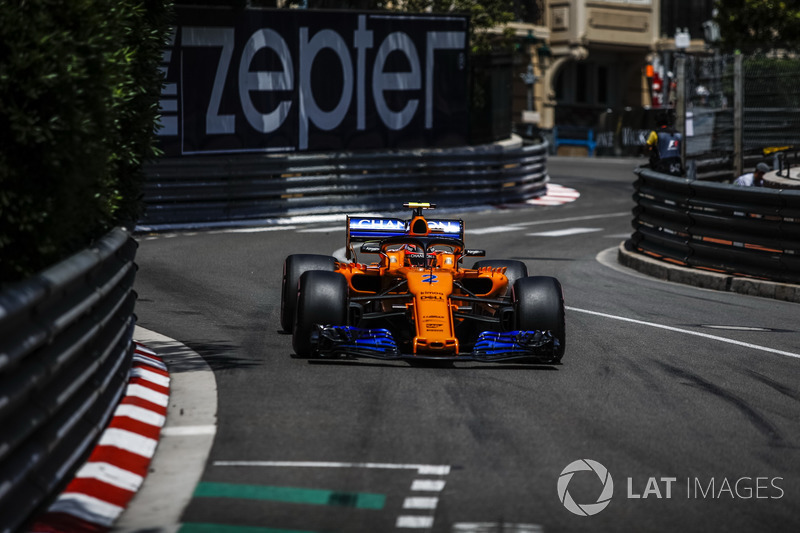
[646,112,683,176]
[734,162,769,187]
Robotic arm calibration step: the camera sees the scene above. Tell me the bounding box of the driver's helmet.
[403,243,430,267]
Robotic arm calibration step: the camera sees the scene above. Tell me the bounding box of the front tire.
[281,254,337,332]
[472,260,528,295]
[292,270,348,357]
[512,276,565,360]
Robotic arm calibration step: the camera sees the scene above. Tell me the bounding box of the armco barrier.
[0,228,138,533]
[629,166,800,284]
[140,139,549,227]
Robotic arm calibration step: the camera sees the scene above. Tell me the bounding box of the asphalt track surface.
[132,156,800,533]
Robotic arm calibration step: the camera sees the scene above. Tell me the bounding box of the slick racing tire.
[292,270,348,357]
[472,260,529,295]
[512,276,566,360]
[281,254,337,333]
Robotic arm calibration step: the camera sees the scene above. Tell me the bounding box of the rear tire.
[281,254,337,332]
[512,276,565,360]
[292,270,348,357]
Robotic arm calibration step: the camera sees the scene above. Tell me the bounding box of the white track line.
[567,306,800,360]
[213,461,451,475]
[403,497,439,509]
[519,212,629,226]
[411,479,446,491]
[527,227,602,237]
[396,515,435,528]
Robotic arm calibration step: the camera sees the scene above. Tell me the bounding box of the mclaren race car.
[281,203,565,363]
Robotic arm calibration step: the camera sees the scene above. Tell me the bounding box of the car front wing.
[312,326,560,364]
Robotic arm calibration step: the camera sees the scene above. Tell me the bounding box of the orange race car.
[281,203,565,363]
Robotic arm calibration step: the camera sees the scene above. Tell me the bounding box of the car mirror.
[360,242,381,254]
[464,249,485,257]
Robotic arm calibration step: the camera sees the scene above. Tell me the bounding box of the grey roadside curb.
[113,326,218,533]
[617,242,800,304]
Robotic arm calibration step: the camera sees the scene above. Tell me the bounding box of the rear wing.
[346,216,464,258]
[347,216,464,242]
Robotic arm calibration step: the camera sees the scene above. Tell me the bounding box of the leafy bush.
[0,0,172,283]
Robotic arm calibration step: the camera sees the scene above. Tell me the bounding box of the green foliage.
[0,0,173,282]
[397,1,517,53]
[279,0,518,53]
[715,0,800,52]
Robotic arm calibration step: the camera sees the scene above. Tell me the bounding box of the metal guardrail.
[140,139,549,228]
[629,167,800,284]
[0,228,138,533]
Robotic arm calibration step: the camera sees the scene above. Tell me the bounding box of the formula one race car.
[281,203,565,364]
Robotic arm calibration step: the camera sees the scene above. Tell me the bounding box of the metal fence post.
[734,53,744,177]
[676,56,687,171]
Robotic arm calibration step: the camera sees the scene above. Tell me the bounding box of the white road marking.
[209,226,297,234]
[453,523,544,533]
[466,212,628,236]
[160,425,218,436]
[213,461,451,475]
[468,225,526,235]
[403,497,439,509]
[519,212,629,227]
[397,515,435,528]
[701,325,773,332]
[298,226,343,233]
[567,306,800,360]
[527,227,602,237]
[411,479,446,491]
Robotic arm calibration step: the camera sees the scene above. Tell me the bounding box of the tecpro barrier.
[629,167,800,284]
[0,228,138,533]
[139,139,549,228]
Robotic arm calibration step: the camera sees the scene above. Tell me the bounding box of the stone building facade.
[512,0,716,137]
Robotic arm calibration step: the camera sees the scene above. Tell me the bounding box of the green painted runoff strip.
[180,523,316,533]
[193,482,385,510]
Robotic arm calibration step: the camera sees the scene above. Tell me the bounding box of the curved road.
[131,156,800,532]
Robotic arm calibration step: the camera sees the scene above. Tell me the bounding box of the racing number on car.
[422,274,438,283]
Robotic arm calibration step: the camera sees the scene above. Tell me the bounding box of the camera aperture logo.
[557,460,785,517]
[558,459,614,516]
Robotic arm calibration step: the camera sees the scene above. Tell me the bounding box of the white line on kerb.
[213,461,451,475]
[567,306,800,360]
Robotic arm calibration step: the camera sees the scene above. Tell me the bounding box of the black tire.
[281,254,337,332]
[292,270,348,357]
[472,260,529,295]
[512,276,566,360]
